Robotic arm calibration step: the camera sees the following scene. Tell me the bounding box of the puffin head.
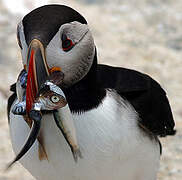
[17,5,95,91]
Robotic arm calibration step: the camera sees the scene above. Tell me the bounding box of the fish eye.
[50,95,60,103]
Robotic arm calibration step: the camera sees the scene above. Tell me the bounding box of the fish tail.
[72,147,83,163]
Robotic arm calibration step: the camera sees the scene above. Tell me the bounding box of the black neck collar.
[63,50,106,113]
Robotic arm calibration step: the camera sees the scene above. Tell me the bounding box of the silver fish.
[12,70,27,115]
[34,81,82,162]
[32,81,67,111]
[10,75,81,168]
[53,106,82,162]
[12,72,67,114]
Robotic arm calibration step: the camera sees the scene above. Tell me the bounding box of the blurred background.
[0,0,182,179]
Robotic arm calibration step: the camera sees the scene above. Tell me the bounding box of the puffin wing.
[97,64,175,137]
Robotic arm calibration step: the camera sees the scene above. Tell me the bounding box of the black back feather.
[97,64,175,137]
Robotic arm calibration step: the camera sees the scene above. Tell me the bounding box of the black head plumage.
[23,5,87,47]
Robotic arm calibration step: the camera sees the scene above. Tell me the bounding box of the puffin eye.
[50,95,60,103]
[61,34,74,52]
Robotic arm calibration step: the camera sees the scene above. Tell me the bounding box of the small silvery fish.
[35,81,82,162]
[54,107,82,162]
[12,71,67,114]
[9,71,82,168]
[12,69,27,115]
[32,81,67,111]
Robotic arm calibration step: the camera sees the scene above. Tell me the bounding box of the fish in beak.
[7,39,49,169]
[8,39,82,169]
[53,108,82,162]
[11,69,27,115]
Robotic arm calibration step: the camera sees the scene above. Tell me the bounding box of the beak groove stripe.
[26,50,37,114]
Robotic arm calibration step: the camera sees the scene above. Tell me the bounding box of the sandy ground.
[0,0,182,179]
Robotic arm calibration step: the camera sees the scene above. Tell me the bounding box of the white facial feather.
[61,21,89,44]
[46,21,95,86]
[17,21,28,66]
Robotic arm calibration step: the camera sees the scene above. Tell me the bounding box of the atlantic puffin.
[7,4,175,180]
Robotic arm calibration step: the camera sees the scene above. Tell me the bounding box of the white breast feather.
[9,90,160,180]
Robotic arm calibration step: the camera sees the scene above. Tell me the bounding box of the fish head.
[37,89,67,111]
